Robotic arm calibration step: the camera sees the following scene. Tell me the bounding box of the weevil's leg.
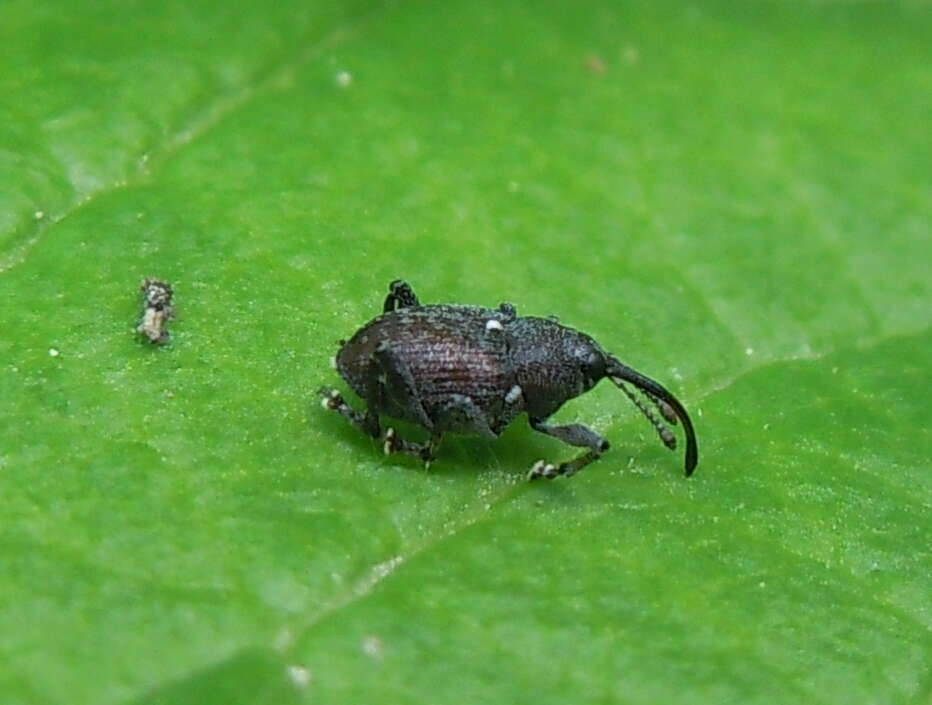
[319,386,439,465]
[433,393,499,438]
[383,279,421,312]
[381,428,442,465]
[370,342,433,429]
[368,342,443,466]
[383,428,444,467]
[497,302,517,322]
[527,417,610,480]
[318,387,381,438]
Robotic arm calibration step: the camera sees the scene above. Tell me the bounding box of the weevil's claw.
[527,460,559,481]
[319,387,343,410]
[382,428,398,455]
[419,448,434,470]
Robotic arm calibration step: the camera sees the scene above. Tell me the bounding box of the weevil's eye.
[579,349,606,387]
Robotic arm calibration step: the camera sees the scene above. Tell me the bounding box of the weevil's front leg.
[383,279,421,312]
[319,387,380,438]
[527,417,610,480]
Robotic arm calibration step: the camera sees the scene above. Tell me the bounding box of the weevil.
[319,280,698,480]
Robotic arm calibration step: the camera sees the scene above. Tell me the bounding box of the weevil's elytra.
[319,280,698,480]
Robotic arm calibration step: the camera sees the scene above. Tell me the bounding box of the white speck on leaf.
[354,556,403,596]
[336,70,352,87]
[274,628,294,650]
[49,348,60,357]
[287,665,312,688]
[362,635,384,660]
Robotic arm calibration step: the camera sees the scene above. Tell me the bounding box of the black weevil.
[320,280,698,480]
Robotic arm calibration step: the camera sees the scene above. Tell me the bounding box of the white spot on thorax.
[48,348,60,357]
[336,70,352,87]
[485,319,503,332]
[505,384,522,404]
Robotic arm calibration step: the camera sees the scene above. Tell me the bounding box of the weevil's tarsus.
[527,417,610,480]
[383,279,421,312]
[497,302,517,321]
[319,387,380,437]
[608,357,699,476]
[382,427,443,466]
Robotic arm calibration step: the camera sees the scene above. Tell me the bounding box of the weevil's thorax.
[506,317,608,419]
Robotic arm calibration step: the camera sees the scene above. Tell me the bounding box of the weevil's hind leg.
[527,417,610,480]
[383,279,421,312]
[369,342,440,467]
[370,342,433,428]
[319,387,381,438]
[320,386,439,466]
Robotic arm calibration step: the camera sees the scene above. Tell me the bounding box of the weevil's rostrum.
[320,280,698,480]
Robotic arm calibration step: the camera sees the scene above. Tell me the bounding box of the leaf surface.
[1,1,930,703]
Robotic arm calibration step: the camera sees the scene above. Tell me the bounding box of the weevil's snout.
[606,356,699,476]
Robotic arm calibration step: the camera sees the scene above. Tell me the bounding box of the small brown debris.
[137,278,174,344]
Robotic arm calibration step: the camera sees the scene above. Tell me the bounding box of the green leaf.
[2,1,930,704]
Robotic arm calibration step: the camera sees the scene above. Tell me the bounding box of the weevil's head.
[508,316,699,476]
[509,318,610,419]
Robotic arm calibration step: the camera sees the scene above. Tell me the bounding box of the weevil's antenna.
[617,380,678,450]
[607,357,699,476]
[640,388,678,426]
